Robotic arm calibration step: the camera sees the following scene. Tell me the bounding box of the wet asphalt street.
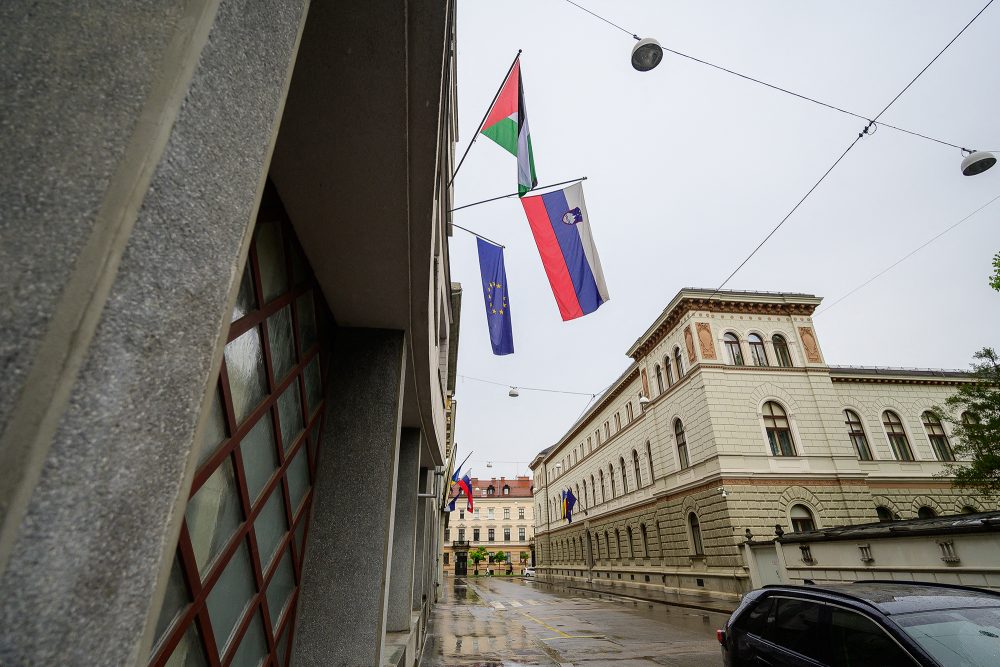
[420,576,728,666]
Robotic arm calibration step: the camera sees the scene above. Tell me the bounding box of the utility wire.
[458,374,597,396]
[708,131,867,300]
[815,191,1000,317]
[709,0,993,298]
[559,0,993,153]
[870,0,995,124]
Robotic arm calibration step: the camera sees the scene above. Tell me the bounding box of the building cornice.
[627,290,821,360]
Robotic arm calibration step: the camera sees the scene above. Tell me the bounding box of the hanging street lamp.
[631,37,663,72]
[961,150,996,176]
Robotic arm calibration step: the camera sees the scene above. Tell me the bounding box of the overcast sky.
[448,0,1000,480]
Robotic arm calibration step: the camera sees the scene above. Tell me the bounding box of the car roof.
[761,581,1000,616]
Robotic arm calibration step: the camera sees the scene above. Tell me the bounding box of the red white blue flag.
[520,182,609,320]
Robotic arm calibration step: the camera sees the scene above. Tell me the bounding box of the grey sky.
[449,0,1000,479]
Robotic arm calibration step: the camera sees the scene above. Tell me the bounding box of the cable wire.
[815,191,1000,317]
[458,374,597,396]
[559,0,992,153]
[708,132,866,300]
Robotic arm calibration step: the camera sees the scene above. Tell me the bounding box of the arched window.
[844,409,873,460]
[615,529,622,559]
[626,402,634,423]
[724,333,744,365]
[674,346,685,378]
[962,505,979,514]
[575,484,580,507]
[922,411,954,462]
[790,504,816,532]
[582,479,588,509]
[632,449,642,488]
[773,334,792,367]
[655,364,664,394]
[665,357,675,386]
[688,513,704,555]
[640,524,648,558]
[875,506,894,522]
[626,526,634,559]
[748,333,768,366]
[962,411,980,426]
[590,474,597,506]
[917,506,937,519]
[598,470,606,503]
[614,412,621,432]
[882,411,913,461]
[675,419,690,469]
[603,531,610,559]
[620,456,629,494]
[763,402,795,456]
[609,464,616,499]
[646,440,655,482]
[502,484,510,495]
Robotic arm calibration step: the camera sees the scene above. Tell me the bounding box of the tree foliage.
[469,546,489,573]
[990,252,1000,292]
[940,347,1000,497]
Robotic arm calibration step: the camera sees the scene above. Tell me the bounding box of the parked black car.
[718,581,1000,666]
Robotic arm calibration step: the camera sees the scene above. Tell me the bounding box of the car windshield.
[896,606,1000,667]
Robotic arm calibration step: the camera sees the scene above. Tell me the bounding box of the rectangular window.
[604,422,610,439]
[614,413,621,431]
[518,508,524,519]
[443,553,449,565]
[458,528,465,541]
[473,528,480,542]
[459,510,464,519]
[503,508,510,519]
[588,436,593,452]
[444,529,450,541]
[519,527,526,541]
[488,508,494,520]
[488,529,495,542]
[504,528,511,541]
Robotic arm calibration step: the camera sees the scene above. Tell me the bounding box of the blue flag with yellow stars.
[477,238,514,355]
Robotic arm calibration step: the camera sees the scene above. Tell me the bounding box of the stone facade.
[530,289,995,608]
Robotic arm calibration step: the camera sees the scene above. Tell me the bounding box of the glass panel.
[152,556,190,649]
[240,415,279,504]
[225,327,268,425]
[267,306,296,383]
[831,607,918,665]
[289,239,308,287]
[256,220,288,304]
[297,292,317,353]
[277,382,304,451]
[205,539,256,656]
[163,623,209,667]
[304,356,322,417]
[229,609,268,667]
[197,386,228,468]
[294,516,307,558]
[286,446,310,513]
[231,261,257,323]
[898,606,1000,667]
[276,626,292,667]
[254,486,288,570]
[265,550,296,630]
[186,458,243,575]
[764,597,826,662]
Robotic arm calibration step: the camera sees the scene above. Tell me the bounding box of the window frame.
[772,334,793,367]
[724,332,745,366]
[844,409,873,461]
[675,419,690,469]
[748,333,769,366]
[763,401,796,456]
[688,512,704,555]
[882,410,914,461]
[921,411,954,462]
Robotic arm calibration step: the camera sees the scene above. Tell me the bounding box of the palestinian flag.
[480,57,538,196]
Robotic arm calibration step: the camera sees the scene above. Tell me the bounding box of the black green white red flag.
[479,57,538,196]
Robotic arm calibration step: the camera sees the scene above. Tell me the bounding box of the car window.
[828,606,918,665]
[896,606,1000,667]
[763,597,826,662]
[734,595,773,636]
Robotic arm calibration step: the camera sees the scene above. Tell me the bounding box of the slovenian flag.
[520,182,610,321]
[480,57,537,196]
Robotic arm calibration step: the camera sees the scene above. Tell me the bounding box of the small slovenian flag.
[480,57,537,196]
[520,182,610,321]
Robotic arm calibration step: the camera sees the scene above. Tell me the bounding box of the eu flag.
[477,238,514,355]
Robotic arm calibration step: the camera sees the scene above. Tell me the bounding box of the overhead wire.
[458,374,597,396]
[814,191,1000,317]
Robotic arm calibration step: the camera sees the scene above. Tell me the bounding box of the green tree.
[939,347,1000,497]
[469,546,489,575]
[990,253,1000,291]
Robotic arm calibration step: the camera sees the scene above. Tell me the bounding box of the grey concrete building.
[1,1,460,665]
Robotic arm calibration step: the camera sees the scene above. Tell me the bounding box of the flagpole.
[450,223,505,248]
[449,176,588,213]
[448,49,522,188]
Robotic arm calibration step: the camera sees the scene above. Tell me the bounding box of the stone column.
[292,328,406,666]
[386,429,421,633]
[411,468,431,611]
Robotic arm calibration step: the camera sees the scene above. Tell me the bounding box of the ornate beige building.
[530,288,994,608]
[443,476,534,574]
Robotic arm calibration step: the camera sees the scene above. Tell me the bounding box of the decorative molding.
[696,322,715,360]
[631,298,818,359]
[684,326,697,363]
[798,326,821,363]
